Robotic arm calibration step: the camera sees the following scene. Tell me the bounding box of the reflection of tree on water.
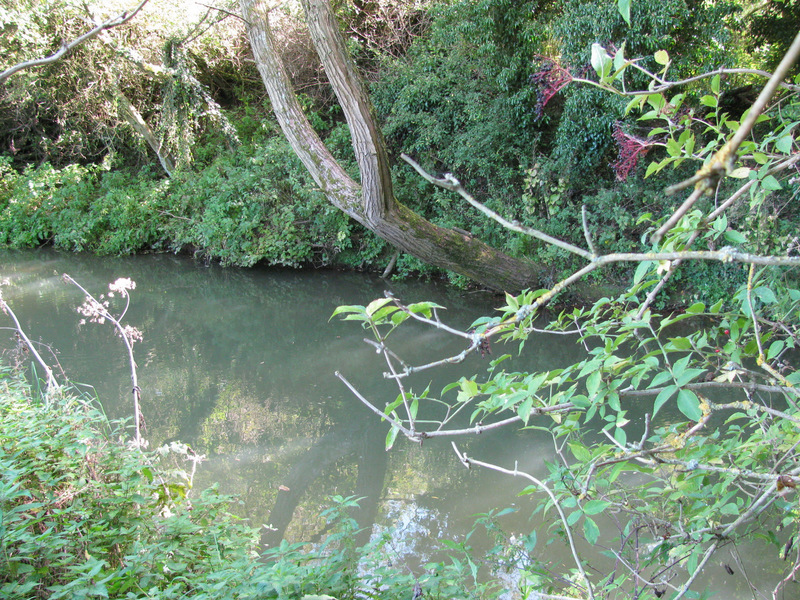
[260,423,388,549]
[0,250,553,561]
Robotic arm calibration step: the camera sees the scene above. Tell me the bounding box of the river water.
[0,248,784,598]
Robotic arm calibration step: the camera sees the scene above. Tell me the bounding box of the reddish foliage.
[529,57,573,119]
[611,123,654,181]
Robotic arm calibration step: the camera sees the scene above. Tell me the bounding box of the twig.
[0,294,60,396]
[773,549,800,600]
[570,67,800,97]
[63,274,145,448]
[0,0,151,84]
[673,541,720,600]
[655,30,800,241]
[581,205,597,257]
[451,443,596,600]
[334,371,412,437]
[651,188,704,244]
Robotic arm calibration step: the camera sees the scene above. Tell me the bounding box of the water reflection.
[0,248,777,598]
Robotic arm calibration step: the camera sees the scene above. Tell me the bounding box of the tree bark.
[239,0,541,291]
[113,88,176,177]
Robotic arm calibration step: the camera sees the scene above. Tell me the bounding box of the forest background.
[1,0,796,298]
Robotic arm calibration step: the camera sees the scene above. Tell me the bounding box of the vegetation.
[0,365,510,599]
[0,0,796,293]
[329,4,800,597]
[2,0,800,598]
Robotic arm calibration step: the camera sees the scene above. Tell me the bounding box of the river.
[0,248,783,598]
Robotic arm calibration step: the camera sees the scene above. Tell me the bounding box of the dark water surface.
[0,249,782,598]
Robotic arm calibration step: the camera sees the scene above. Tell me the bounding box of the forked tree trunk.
[239,0,541,291]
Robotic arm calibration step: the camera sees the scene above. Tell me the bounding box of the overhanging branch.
[0,0,151,84]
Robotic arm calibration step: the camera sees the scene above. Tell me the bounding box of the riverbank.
[0,146,756,307]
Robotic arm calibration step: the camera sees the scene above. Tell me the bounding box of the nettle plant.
[333,30,800,600]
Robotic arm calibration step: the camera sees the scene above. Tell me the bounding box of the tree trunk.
[239,0,541,291]
[113,88,175,177]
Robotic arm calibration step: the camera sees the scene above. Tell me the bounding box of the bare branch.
[401,154,594,260]
[0,0,151,84]
[0,293,60,396]
[334,370,413,438]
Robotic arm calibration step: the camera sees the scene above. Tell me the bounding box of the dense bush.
[2,0,797,297]
[0,123,382,269]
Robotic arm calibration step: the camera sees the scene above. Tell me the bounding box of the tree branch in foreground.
[0,0,151,85]
[0,291,60,396]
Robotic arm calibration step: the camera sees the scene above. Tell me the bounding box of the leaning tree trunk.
[239,0,541,291]
[112,87,175,177]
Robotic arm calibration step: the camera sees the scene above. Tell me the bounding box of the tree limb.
[0,0,151,84]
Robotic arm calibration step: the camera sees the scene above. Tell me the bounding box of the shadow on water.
[0,248,782,598]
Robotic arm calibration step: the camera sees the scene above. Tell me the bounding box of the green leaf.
[723,229,747,244]
[409,397,419,421]
[614,426,627,447]
[583,517,600,545]
[366,298,393,317]
[586,370,602,397]
[591,43,611,79]
[371,305,399,323]
[384,393,405,416]
[617,0,631,25]
[583,499,611,515]
[648,370,673,389]
[755,286,778,304]
[568,441,592,463]
[729,167,751,178]
[330,305,365,320]
[391,311,410,326]
[700,95,718,108]
[686,549,700,575]
[685,302,705,315]
[785,371,800,385]
[675,368,705,387]
[653,385,677,416]
[407,301,444,318]
[654,50,669,66]
[767,340,785,361]
[518,396,534,423]
[775,134,794,154]
[385,426,400,451]
[760,175,782,191]
[677,389,702,421]
[634,261,655,285]
[668,337,692,351]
